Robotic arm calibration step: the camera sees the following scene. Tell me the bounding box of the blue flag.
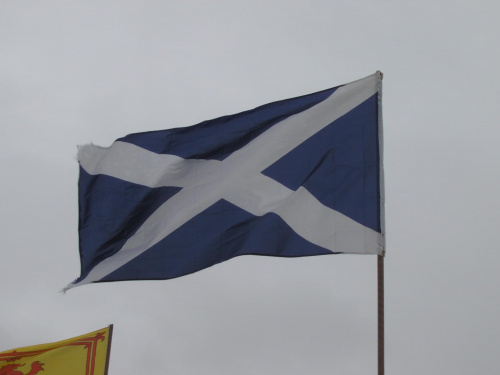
[66,72,385,290]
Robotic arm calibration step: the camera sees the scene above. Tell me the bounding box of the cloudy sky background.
[1,1,499,374]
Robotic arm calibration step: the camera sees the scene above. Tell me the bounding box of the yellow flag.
[0,326,113,375]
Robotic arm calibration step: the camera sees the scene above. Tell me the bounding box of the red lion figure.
[0,361,44,375]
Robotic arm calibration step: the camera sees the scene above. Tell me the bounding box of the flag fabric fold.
[0,326,113,375]
[67,72,385,290]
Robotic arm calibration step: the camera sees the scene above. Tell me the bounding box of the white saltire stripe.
[68,73,382,289]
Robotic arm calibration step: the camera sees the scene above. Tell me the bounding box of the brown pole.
[104,324,114,375]
[378,253,385,375]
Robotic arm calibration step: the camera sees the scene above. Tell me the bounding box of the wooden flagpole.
[378,253,385,375]
[104,324,114,375]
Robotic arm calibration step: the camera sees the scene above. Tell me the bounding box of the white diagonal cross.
[69,74,382,289]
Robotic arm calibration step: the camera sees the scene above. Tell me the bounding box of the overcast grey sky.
[1,1,499,374]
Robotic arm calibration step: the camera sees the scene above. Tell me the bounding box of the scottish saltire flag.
[0,326,113,375]
[66,72,384,290]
